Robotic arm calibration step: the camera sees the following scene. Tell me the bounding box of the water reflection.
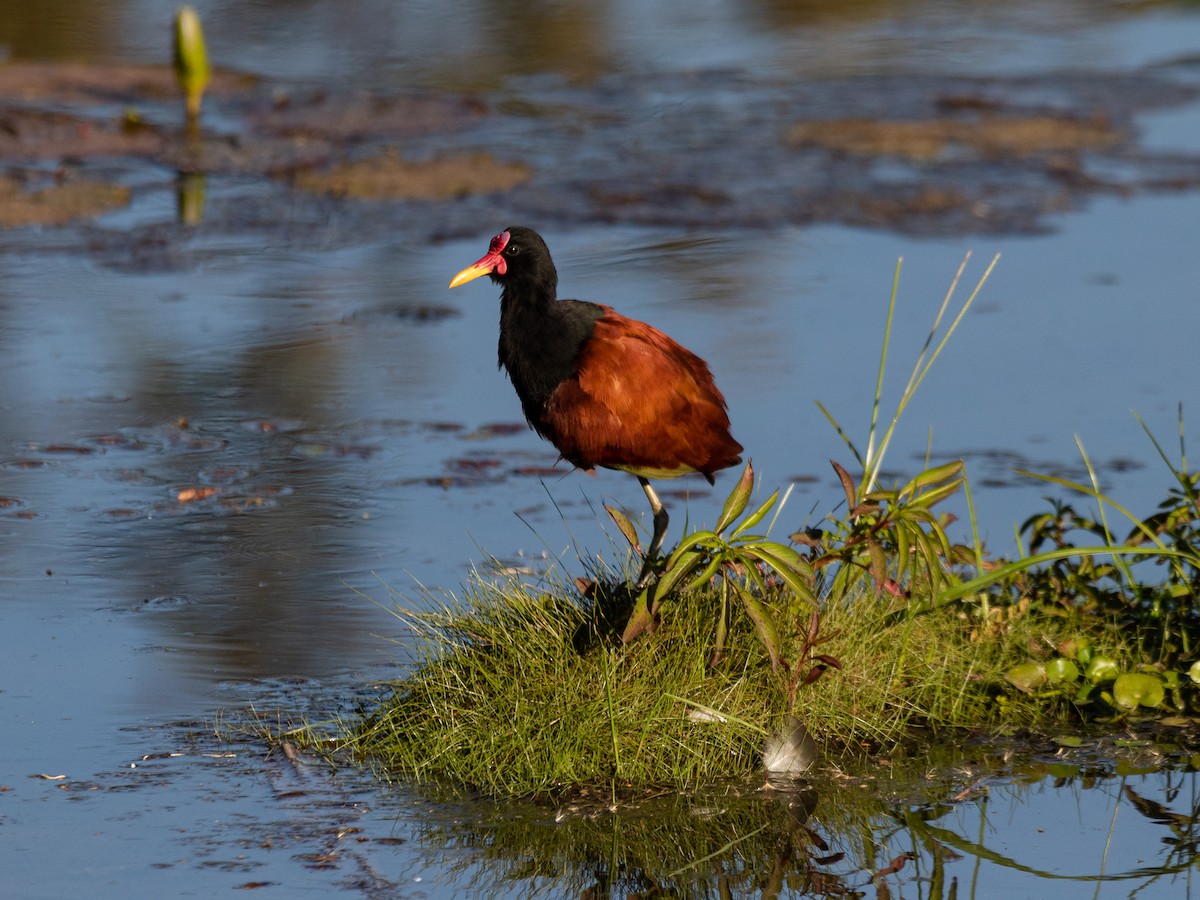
[0,242,503,688]
[392,743,1200,898]
[0,0,1179,86]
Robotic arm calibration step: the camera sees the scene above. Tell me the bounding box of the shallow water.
[3,0,1200,896]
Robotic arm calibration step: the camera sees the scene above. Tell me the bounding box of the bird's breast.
[498,299,604,416]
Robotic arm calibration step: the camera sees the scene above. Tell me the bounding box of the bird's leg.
[635,477,669,590]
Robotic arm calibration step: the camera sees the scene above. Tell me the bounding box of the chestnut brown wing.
[540,308,742,481]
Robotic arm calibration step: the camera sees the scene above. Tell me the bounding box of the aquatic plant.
[279,256,1200,797]
[173,6,210,130]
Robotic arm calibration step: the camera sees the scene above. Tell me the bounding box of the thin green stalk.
[766,481,795,536]
[817,399,865,469]
[602,647,620,804]
[1134,404,1196,513]
[1075,436,1138,590]
[864,257,903,487]
[971,795,987,900]
[666,824,769,879]
[1180,402,1190,475]
[961,468,989,624]
[866,252,999,492]
[1094,779,1125,900]
[932,545,1190,607]
[897,254,969,408]
[1015,469,1172,551]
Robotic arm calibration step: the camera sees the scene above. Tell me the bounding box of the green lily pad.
[1045,658,1080,684]
[1188,660,1200,684]
[1005,661,1046,694]
[1112,672,1165,709]
[1085,656,1120,683]
[1050,734,1084,748]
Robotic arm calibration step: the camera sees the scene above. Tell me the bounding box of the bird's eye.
[505,243,521,256]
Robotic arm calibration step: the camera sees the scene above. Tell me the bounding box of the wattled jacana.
[449,227,743,588]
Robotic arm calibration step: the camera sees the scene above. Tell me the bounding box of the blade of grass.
[863,256,904,487]
[866,252,999,492]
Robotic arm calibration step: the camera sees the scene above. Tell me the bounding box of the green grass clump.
[348,575,782,796]
[298,254,1200,799]
[338,555,1075,796]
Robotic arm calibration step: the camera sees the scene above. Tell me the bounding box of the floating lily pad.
[1085,656,1121,683]
[1005,661,1046,694]
[1045,658,1080,684]
[1113,672,1166,710]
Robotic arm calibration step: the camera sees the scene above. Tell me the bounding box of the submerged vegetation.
[284,255,1200,799]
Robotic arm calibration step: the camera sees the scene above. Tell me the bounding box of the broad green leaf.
[898,505,939,527]
[901,459,963,498]
[909,478,963,510]
[743,541,814,578]
[740,555,772,597]
[743,542,816,602]
[681,553,724,594]
[733,584,783,670]
[1113,672,1165,709]
[1050,735,1084,748]
[673,529,718,551]
[714,461,754,534]
[731,489,779,539]
[655,548,710,598]
[730,533,767,544]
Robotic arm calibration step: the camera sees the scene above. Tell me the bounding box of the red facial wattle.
[448,230,510,287]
